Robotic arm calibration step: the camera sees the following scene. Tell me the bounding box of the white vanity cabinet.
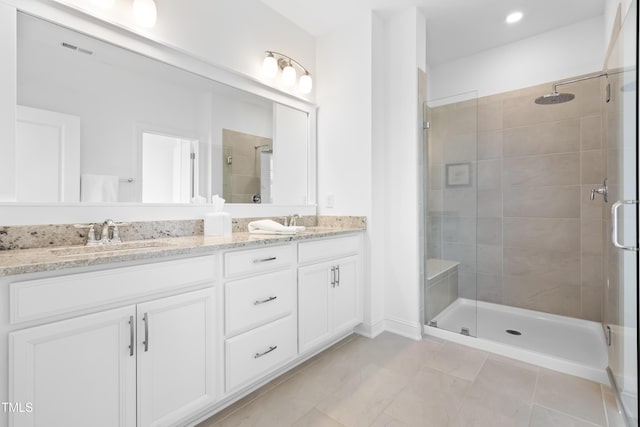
[222,245,297,392]
[10,306,137,427]
[298,236,362,355]
[3,231,365,427]
[136,289,215,427]
[7,256,218,427]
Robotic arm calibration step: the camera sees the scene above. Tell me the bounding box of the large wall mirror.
[15,13,311,205]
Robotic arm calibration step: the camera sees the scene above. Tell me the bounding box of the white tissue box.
[204,212,232,236]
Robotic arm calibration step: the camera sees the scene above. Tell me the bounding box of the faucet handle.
[74,223,98,246]
[87,224,97,244]
[590,179,608,202]
[111,225,122,244]
[109,222,129,244]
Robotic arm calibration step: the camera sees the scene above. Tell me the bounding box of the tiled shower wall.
[428,75,605,321]
[222,129,272,203]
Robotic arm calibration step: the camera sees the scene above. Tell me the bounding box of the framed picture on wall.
[445,162,471,187]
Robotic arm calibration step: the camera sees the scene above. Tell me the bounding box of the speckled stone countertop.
[0,226,364,277]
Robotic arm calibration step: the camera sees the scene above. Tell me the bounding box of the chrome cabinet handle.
[254,345,277,359]
[254,296,278,305]
[128,315,134,357]
[611,200,639,251]
[336,265,340,286]
[143,312,149,352]
[331,266,336,287]
[253,256,277,264]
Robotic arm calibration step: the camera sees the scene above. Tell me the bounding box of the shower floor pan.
[425,298,609,384]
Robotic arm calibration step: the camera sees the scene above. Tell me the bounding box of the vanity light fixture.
[282,59,297,87]
[505,11,523,24]
[262,51,313,94]
[133,0,157,28]
[262,52,279,79]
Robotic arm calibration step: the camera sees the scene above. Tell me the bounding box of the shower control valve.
[590,179,608,203]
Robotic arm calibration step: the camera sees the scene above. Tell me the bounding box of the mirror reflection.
[16,13,309,204]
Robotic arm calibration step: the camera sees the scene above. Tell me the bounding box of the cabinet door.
[137,288,216,427]
[332,255,360,333]
[298,261,333,354]
[9,306,136,427]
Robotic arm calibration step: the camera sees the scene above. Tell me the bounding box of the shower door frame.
[423,91,479,337]
[602,0,638,423]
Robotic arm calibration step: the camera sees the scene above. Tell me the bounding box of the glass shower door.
[603,1,637,423]
[425,91,478,336]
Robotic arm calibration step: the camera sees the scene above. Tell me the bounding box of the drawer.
[225,269,296,336]
[225,315,296,392]
[224,244,296,278]
[298,234,361,264]
[10,255,216,324]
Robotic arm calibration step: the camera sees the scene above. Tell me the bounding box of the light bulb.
[92,0,115,8]
[506,11,523,24]
[282,63,297,87]
[262,54,278,79]
[299,73,313,94]
[133,0,157,28]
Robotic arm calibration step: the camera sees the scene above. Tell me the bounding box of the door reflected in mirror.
[142,132,199,203]
[13,12,311,205]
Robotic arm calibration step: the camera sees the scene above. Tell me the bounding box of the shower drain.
[505,329,522,336]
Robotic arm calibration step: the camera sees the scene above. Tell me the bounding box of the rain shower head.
[534,72,608,106]
[534,91,575,105]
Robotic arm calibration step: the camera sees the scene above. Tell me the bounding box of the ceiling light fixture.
[262,51,313,94]
[505,11,523,24]
[133,0,157,28]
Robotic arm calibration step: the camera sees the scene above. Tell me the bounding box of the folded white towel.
[248,219,305,235]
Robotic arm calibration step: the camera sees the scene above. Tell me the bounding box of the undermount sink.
[50,240,174,257]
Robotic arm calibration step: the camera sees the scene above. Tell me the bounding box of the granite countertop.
[0,227,364,277]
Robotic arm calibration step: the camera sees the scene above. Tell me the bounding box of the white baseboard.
[384,317,422,341]
[354,320,385,339]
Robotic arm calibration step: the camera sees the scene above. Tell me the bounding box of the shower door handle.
[611,200,639,251]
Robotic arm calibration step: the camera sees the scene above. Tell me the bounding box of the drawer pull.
[128,315,134,357]
[331,266,336,288]
[254,345,278,359]
[254,296,278,305]
[143,312,149,352]
[336,265,340,287]
[253,256,277,264]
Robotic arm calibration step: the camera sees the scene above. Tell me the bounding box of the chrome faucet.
[99,219,127,244]
[284,214,302,227]
[100,219,115,244]
[74,219,127,246]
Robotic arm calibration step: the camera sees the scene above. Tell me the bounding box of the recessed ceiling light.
[506,11,523,24]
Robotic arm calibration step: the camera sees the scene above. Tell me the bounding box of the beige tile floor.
[197,333,627,427]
